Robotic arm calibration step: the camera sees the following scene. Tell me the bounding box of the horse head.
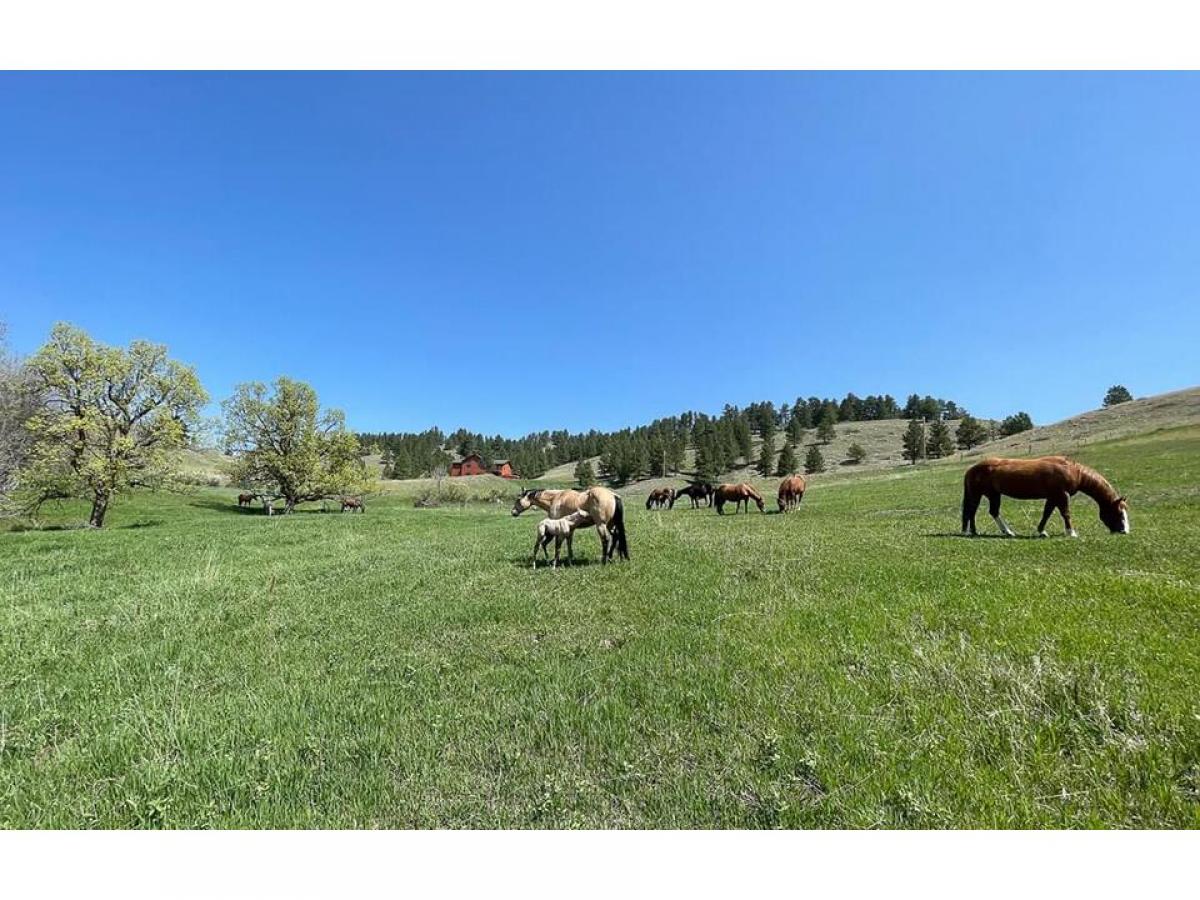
[1099,496,1130,534]
[511,488,539,517]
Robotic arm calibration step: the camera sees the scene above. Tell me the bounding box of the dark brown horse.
[341,497,365,513]
[237,493,254,507]
[777,474,806,512]
[670,482,714,509]
[714,483,766,515]
[962,456,1129,538]
[645,487,675,510]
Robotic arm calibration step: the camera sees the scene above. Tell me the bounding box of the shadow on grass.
[924,531,1042,540]
[189,497,333,516]
[120,520,164,530]
[508,554,601,570]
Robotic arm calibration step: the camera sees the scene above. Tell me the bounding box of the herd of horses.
[232,455,1131,569]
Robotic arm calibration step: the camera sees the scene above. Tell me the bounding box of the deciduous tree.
[1103,385,1133,407]
[222,377,367,513]
[19,323,207,527]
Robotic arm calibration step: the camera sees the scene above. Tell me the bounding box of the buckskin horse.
[777,474,806,512]
[714,483,766,515]
[645,487,675,510]
[670,482,714,509]
[962,456,1129,538]
[512,486,630,562]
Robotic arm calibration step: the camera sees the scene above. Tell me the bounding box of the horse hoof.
[1037,531,1048,539]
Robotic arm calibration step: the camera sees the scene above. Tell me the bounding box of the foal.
[532,511,593,568]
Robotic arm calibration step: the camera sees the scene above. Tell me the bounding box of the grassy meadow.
[2,426,1199,828]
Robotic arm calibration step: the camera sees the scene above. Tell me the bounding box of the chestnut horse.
[962,456,1129,538]
[512,486,630,562]
[646,487,675,510]
[670,482,714,509]
[237,493,254,507]
[714,483,765,515]
[777,474,806,512]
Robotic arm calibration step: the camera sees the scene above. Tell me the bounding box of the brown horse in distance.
[512,487,630,562]
[714,483,766,515]
[646,487,675,510]
[777,474,806,512]
[341,497,365,513]
[962,456,1129,538]
[237,493,254,507]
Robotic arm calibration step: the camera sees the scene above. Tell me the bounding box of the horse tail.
[612,495,630,560]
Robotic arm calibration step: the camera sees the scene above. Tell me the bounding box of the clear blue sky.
[3,72,1197,434]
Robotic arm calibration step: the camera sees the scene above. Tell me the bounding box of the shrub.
[846,443,867,464]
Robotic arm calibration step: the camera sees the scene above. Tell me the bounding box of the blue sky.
[2,72,1197,434]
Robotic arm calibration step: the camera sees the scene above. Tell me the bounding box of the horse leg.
[1037,499,1055,538]
[597,523,611,564]
[1058,496,1077,537]
[962,487,981,535]
[553,535,562,568]
[988,492,1014,537]
[565,531,574,566]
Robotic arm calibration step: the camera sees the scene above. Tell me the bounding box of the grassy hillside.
[3,424,1198,827]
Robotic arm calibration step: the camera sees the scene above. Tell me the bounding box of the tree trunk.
[89,491,109,528]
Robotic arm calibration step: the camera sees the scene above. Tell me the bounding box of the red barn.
[448,453,487,477]
[448,454,518,479]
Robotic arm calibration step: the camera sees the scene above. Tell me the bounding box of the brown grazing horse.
[670,482,714,509]
[237,493,254,507]
[714,483,766,515]
[341,497,365,513]
[512,486,630,562]
[777,474,806,512]
[962,456,1129,538]
[645,487,675,510]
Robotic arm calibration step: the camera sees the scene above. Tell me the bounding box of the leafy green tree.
[902,418,925,465]
[847,442,867,464]
[804,444,825,474]
[756,429,775,477]
[573,458,596,487]
[955,414,988,450]
[999,412,1034,437]
[0,322,36,509]
[816,409,837,444]
[926,419,954,459]
[16,323,207,527]
[223,377,367,513]
[775,439,798,476]
[1103,385,1133,407]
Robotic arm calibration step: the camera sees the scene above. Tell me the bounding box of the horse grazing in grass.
[714,483,765,515]
[646,487,675,510]
[777,475,806,512]
[512,487,630,562]
[670,482,713,509]
[531,510,592,568]
[341,497,365,513]
[962,456,1129,538]
[237,493,255,507]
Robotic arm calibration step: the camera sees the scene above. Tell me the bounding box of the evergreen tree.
[902,418,925,464]
[926,419,954,459]
[574,458,596,487]
[816,409,837,444]
[756,429,775,477]
[776,439,798,476]
[734,417,753,464]
[847,442,867,464]
[999,412,1034,436]
[955,414,988,450]
[1103,385,1133,407]
[804,444,825,474]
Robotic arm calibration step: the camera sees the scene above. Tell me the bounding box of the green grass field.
[2,426,1199,828]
